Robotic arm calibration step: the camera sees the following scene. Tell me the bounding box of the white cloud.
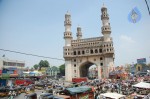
[120,35,135,43]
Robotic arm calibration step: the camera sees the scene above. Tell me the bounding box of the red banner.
[0,70,2,75]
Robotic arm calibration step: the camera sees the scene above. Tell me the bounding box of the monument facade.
[63,5,115,81]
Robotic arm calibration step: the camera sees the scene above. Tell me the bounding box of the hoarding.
[137,58,146,64]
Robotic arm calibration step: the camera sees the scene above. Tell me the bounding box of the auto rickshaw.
[35,83,44,90]
[21,86,26,93]
[24,93,37,99]
[39,93,54,99]
[15,86,22,95]
[8,88,18,96]
[0,87,9,97]
[25,86,35,94]
[47,83,52,88]
[45,88,53,94]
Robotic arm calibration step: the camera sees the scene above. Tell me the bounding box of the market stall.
[59,86,94,99]
[132,82,150,89]
[99,92,126,99]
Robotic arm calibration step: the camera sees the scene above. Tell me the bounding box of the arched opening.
[95,49,98,53]
[138,66,141,71]
[80,61,98,80]
[74,51,76,55]
[78,51,80,55]
[90,49,93,54]
[82,50,85,54]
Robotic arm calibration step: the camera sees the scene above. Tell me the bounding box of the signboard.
[137,58,146,64]
[2,73,10,79]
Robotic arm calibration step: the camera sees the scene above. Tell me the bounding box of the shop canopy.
[66,86,92,95]
[100,92,125,99]
[132,82,150,89]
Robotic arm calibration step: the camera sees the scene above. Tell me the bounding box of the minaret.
[64,11,72,46]
[64,11,73,81]
[101,4,111,41]
[76,26,82,39]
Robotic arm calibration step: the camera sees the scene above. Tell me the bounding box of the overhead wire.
[0,48,64,61]
[145,0,150,15]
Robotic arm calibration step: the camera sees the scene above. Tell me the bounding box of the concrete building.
[63,5,115,81]
[0,58,25,76]
[46,66,60,77]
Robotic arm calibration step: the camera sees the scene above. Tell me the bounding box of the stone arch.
[73,51,76,55]
[78,51,80,55]
[95,49,98,53]
[90,49,94,54]
[79,61,98,78]
[82,50,85,54]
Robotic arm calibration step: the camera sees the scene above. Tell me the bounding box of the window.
[74,51,76,55]
[100,57,103,60]
[74,70,76,73]
[78,51,80,55]
[74,64,76,67]
[100,63,103,66]
[94,59,96,61]
[95,49,98,53]
[82,50,85,54]
[99,49,102,53]
[74,59,76,62]
[90,49,93,54]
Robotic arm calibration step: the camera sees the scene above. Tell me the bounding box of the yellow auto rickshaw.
[24,93,37,99]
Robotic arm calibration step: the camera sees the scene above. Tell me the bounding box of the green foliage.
[59,64,65,76]
[32,60,50,70]
[33,64,39,70]
[39,60,50,69]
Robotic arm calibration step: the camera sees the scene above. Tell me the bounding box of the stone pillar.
[98,65,102,79]
[65,60,72,81]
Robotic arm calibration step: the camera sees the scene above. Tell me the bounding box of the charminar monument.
[63,5,115,81]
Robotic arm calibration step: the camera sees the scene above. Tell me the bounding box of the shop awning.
[132,82,150,89]
[100,92,126,99]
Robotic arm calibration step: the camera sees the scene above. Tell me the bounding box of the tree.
[39,60,50,69]
[59,64,65,76]
[33,64,39,70]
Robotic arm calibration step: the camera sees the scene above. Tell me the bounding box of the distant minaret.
[76,26,82,39]
[64,11,72,46]
[101,4,111,41]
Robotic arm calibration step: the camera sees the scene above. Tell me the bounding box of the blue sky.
[0,0,150,67]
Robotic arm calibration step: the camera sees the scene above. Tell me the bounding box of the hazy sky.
[0,0,150,67]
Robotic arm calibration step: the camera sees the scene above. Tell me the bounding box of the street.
[1,89,44,99]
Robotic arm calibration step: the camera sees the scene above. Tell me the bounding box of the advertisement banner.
[137,58,146,64]
[2,73,10,79]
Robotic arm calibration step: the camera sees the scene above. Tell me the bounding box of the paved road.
[1,90,44,99]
